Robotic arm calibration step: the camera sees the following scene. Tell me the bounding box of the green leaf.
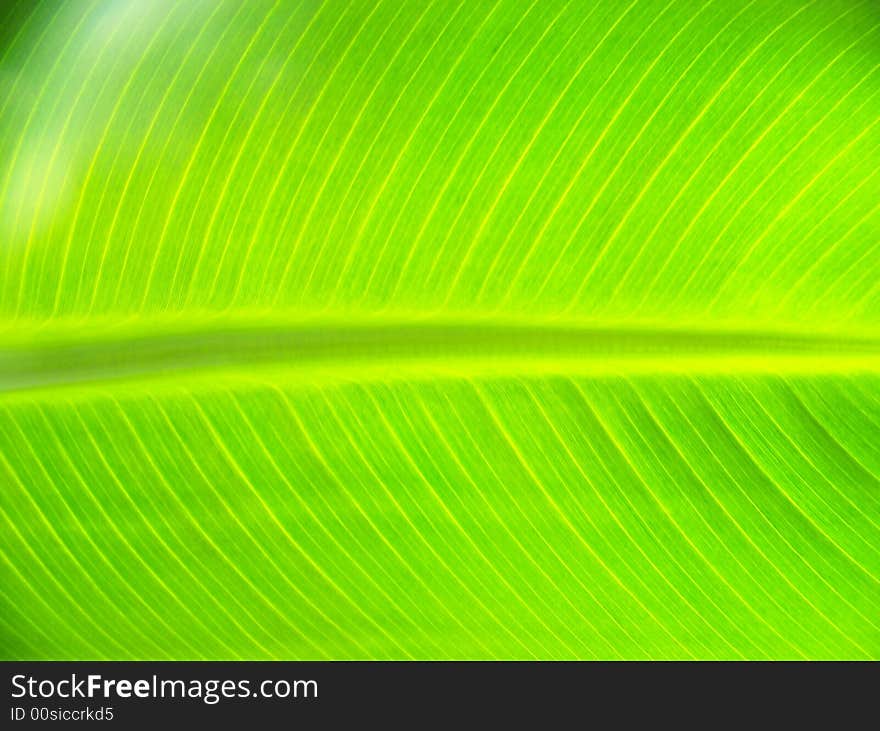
[1,0,878,659]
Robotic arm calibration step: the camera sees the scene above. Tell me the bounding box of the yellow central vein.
[2,318,879,396]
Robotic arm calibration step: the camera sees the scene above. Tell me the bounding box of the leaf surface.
[1,0,878,659]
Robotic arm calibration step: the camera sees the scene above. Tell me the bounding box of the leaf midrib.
[2,316,880,396]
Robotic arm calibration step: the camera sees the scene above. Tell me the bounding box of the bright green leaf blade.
[2,376,879,659]
[1,0,878,659]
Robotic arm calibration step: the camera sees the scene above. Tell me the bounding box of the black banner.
[2,661,875,725]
